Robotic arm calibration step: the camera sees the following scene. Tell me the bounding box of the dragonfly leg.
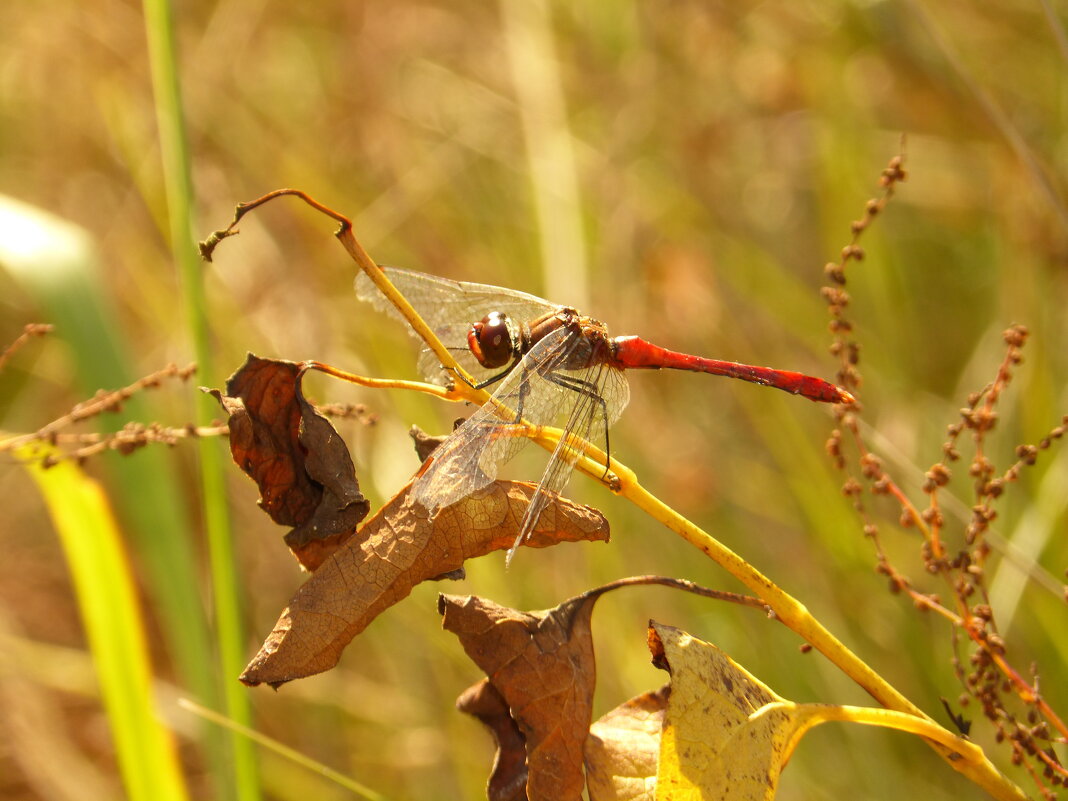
[445,359,520,392]
[445,360,530,427]
[543,372,612,478]
[511,364,532,423]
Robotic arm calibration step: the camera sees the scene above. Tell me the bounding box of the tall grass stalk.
[500,0,590,306]
[140,1,260,798]
[180,699,392,801]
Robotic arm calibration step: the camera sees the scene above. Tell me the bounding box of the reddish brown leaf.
[209,353,370,570]
[457,679,527,801]
[438,590,605,801]
[240,481,609,687]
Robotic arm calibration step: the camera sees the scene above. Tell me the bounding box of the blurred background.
[1,1,1066,799]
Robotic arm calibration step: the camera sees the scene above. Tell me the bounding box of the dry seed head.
[860,452,883,478]
[1015,444,1039,465]
[927,463,951,487]
[824,262,846,284]
[1003,324,1029,348]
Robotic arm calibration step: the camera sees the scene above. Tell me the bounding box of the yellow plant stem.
[335,226,483,393]
[303,361,461,402]
[797,704,984,754]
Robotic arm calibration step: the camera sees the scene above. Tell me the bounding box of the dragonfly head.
[468,311,517,369]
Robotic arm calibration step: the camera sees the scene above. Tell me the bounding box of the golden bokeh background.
[1,1,1065,799]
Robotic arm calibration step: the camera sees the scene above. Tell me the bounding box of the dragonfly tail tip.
[836,387,858,404]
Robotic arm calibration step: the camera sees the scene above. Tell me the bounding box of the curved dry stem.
[576,574,769,613]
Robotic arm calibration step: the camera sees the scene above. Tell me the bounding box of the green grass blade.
[20,446,189,801]
[140,1,260,798]
[179,699,392,801]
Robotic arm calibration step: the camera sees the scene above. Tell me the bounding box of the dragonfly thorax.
[467,311,520,369]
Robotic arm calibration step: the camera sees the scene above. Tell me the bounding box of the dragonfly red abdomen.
[609,335,855,404]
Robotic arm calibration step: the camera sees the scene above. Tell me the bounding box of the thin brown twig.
[577,574,770,613]
[0,362,199,456]
[0,324,53,373]
[199,188,352,261]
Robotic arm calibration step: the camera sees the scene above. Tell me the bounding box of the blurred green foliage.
[0,1,1065,799]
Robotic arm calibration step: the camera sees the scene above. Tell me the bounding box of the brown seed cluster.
[818,157,1067,795]
[823,153,908,400]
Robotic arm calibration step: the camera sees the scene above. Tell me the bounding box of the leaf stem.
[302,361,461,401]
[787,703,985,762]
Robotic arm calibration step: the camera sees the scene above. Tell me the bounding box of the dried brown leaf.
[209,353,370,570]
[441,578,752,801]
[438,590,605,801]
[457,679,528,801]
[241,481,609,687]
[409,424,449,463]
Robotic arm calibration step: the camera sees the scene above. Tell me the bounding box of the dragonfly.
[356,268,854,562]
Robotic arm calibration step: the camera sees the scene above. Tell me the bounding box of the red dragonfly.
[357,268,853,562]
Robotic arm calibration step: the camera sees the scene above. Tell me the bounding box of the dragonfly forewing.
[356,267,557,386]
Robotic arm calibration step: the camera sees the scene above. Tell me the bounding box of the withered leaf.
[241,481,609,688]
[457,679,527,801]
[584,687,669,801]
[209,353,370,570]
[438,589,608,801]
[409,424,449,463]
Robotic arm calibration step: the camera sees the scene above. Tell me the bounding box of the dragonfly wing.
[410,408,522,512]
[356,267,557,385]
[506,358,630,563]
[411,326,582,513]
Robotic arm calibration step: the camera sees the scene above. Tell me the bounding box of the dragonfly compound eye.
[468,311,515,369]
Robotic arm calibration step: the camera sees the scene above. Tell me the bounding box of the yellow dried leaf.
[584,687,668,801]
[650,622,810,801]
[648,622,990,800]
